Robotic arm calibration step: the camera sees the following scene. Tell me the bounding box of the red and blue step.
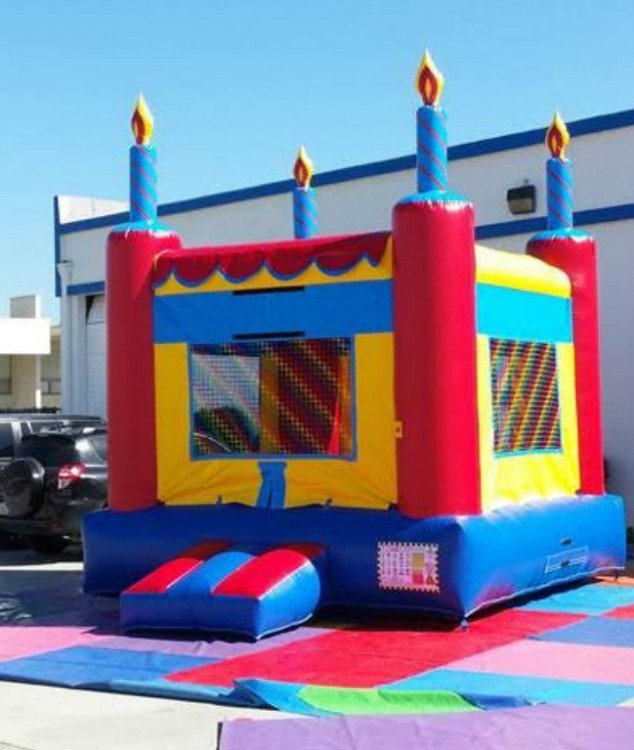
[120,541,325,639]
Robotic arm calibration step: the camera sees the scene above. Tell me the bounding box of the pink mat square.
[445,639,634,685]
[0,627,109,660]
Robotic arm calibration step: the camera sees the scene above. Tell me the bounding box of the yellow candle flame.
[546,111,570,159]
[131,94,154,146]
[293,145,314,189]
[416,50,445,105]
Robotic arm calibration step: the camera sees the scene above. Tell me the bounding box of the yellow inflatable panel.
[475,244,571,298]
[154,343,262,505]
[477,335,579,510]
[284,333,397,509]
[154,333,397,509]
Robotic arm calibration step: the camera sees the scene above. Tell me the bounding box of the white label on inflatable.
[544,546,590,574]
[377,542,440,592]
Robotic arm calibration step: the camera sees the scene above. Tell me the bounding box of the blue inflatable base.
[83,495,626,621]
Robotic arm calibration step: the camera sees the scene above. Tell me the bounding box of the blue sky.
[1,0,633,319]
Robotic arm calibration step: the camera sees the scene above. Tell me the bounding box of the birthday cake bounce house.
[83,52,626,639]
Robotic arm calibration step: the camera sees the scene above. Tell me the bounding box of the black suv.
[0,427,108,554]
[0,413,104,469]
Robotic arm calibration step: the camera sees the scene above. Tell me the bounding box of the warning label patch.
[377,542,440,593]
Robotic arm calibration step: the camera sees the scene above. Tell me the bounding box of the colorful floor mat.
[218,705,634,750]
[1,558,634,713]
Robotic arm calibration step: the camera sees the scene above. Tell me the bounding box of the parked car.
[0,427,108,554]
[0,413,104,469]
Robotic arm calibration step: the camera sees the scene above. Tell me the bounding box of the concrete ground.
[0,681,289,750]
[0,548,291,750]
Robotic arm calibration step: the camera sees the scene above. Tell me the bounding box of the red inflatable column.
[107,230,180,511]
[393,199,480,518]
[107,96,182,512]
[392,52,480,518]
[527,113,604,495]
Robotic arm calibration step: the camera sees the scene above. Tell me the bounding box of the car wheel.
[0,458,45,517]
[29,536,68,555]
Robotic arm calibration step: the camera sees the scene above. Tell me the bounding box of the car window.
[16,436,80,466]
[0,423,13,458]
[87,434,108,461]
[29,421,63,434]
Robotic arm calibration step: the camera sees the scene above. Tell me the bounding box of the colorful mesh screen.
[190,338,353,457]
[490,338,562,455]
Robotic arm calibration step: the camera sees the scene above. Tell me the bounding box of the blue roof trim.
[59,211,129,234]
[476,203,634,240]
[56,108,634,238]
[67,281,105,296]
[577,203,634,223]
[452,109,634,160]
[63,202,634,297]
[476,217,544,239]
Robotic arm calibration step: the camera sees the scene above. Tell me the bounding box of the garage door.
[86,294,107,418]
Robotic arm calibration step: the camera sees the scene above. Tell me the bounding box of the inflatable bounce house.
[83,53,626,639]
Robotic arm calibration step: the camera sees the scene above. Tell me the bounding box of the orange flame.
[293,145,314,188]
[131,94,154,146]
[416,50,444,105]
[546,111,570,158]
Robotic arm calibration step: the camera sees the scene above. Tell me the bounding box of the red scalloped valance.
[153,232,390,287]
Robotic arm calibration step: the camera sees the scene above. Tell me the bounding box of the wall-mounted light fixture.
[506,183,536,215]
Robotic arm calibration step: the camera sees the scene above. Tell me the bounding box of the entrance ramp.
[120,541,325,640]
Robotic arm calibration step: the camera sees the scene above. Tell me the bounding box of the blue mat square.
[533,617,634,647]
[112,678,260,706]
[387,668,634,707]
[519,583,634,615]
[0,646,215,688]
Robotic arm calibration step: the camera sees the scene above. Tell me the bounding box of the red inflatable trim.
[153,232,390,286]
[126,540,229,594]
[212,545,322,599]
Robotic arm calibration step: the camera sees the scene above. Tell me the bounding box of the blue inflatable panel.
[84,495,626,622]
[120,543,325,639]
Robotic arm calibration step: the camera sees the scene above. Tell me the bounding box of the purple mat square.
[220,705,634,750]
[96,624,330,658]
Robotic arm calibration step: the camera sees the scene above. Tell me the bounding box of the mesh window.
[490,338,562,455]
[190,338,353,457]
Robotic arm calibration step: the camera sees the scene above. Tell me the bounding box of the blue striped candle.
[130,95,157,224]
[415,51,448,194]
[293,187,317,239]
[130,143,158,224]
[292,146,317,239]
[417,105,448,193]
[545,112,573,230]
[546,156,573,230]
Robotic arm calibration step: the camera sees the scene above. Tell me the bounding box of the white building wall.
[0,295,53,410]
[41,328,61,410]
[10,356,41,409]
[58,127,634,291]
[0,319,50,355]
[57,263,73,414]
[57,119,634,521]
